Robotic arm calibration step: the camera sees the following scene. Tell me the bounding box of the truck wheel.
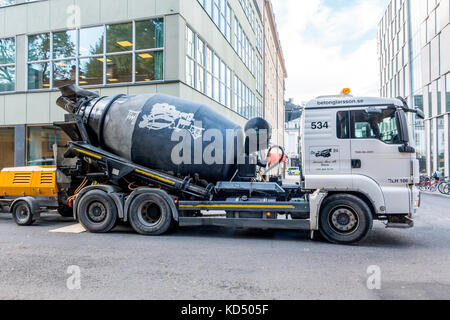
[128,193,172,236]
[12,201,35,226]
[319,194,373,245]
[77,190,118,233]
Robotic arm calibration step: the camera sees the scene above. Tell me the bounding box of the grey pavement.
[0,192,449,300]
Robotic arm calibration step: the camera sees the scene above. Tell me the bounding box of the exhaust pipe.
[56,84,100,113]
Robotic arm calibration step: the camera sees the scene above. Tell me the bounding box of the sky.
[272,0,391,104]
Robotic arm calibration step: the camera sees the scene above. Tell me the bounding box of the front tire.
[128,193,173,235]
[77,190,118,233]
[319,194,373,245]
[12,201,35,226]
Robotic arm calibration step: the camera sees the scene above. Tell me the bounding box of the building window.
[198,0,233,44]
[239,0,255,31]
[206,47,213,97]
[195,37,205,92]
[186,26,241,113]
[256,58,263,95]
[233,74,256,119]
[437,79,442,115]
[26,126,71,166]
[185,26,258,119]
[0,37,15,92]
[0,127,14,169]
[446,73,450,112]
[256,23,263,55]
[428,85,432,118]
[437,117,444,173]
[233,18,255,75]
[27,18,164,90]
[28,33,52,89]
[430,120,435,172]
[0,0,15,7]
[185,27,195,87]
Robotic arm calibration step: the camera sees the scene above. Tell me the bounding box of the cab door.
[349,107,411,214]
[303,108,352,190]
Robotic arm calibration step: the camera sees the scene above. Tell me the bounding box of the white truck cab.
[301,92,423,243]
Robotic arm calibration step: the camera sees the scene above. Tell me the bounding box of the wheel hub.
[87,202,107,223]
[330,207,358,233]
[138,201,162,227]
[17,205,30,222]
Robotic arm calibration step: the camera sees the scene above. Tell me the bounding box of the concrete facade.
[378,0,450,176]
[0,0,286,170]
[262,0,286,149]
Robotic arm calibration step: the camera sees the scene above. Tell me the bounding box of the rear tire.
[12,201,35,226]
[319,194,373,245]
[128,193,173,235]
[77,190,118,233]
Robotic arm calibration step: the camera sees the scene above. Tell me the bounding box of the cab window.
[336,111,350,139]
[350,108,400,144]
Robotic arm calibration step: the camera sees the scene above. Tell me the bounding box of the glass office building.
[0,0,285,170]
[378,0,450,176]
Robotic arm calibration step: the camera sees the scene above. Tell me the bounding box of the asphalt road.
[0,192,449,300]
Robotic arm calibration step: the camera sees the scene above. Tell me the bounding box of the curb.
[421,191,450,199]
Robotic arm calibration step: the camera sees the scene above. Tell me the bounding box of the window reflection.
[0,38,15,65]
[107,23,133,53]
[136,18,164,50]
[106,54,132,83]
[26,19,164,89]
[28,33,50,61]
[79,26,104,56]
[136,51,163,82]
[26,126,71,166]
[53,59,77,88]
[447,74,450,112]
[79,57,103,85]
[0,66,15,92]
[0,38,15,92]
[28,62,50,89]
[53,30,77,59]
[0,127,14,170]
[0,0,15,8]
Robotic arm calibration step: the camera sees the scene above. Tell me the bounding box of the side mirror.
[396,110,415,153]
[415,109,425,120]
[395,110,409,144]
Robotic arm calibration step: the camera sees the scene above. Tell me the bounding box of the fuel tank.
[57,85,270,183]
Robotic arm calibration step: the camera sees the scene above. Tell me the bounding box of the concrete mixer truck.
[3,85,424,244]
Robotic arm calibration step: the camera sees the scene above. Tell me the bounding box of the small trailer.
[0,166,72,225]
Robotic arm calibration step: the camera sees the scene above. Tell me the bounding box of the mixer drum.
[75,93,244,183]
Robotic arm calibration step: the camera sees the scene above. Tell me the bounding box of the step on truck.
[39,85,424,244]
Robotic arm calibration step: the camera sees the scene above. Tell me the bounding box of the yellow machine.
[0,166,66,226]
[0,166,59,197]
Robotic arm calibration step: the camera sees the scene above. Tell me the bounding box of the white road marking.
[49,224,86,234]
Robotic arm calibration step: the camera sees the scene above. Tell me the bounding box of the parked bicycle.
[419,175,450,195]
[437,177,450,195]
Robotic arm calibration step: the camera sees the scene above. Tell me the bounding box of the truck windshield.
[337,108,401,145]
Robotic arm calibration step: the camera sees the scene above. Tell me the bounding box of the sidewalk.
[421,191,450,199]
